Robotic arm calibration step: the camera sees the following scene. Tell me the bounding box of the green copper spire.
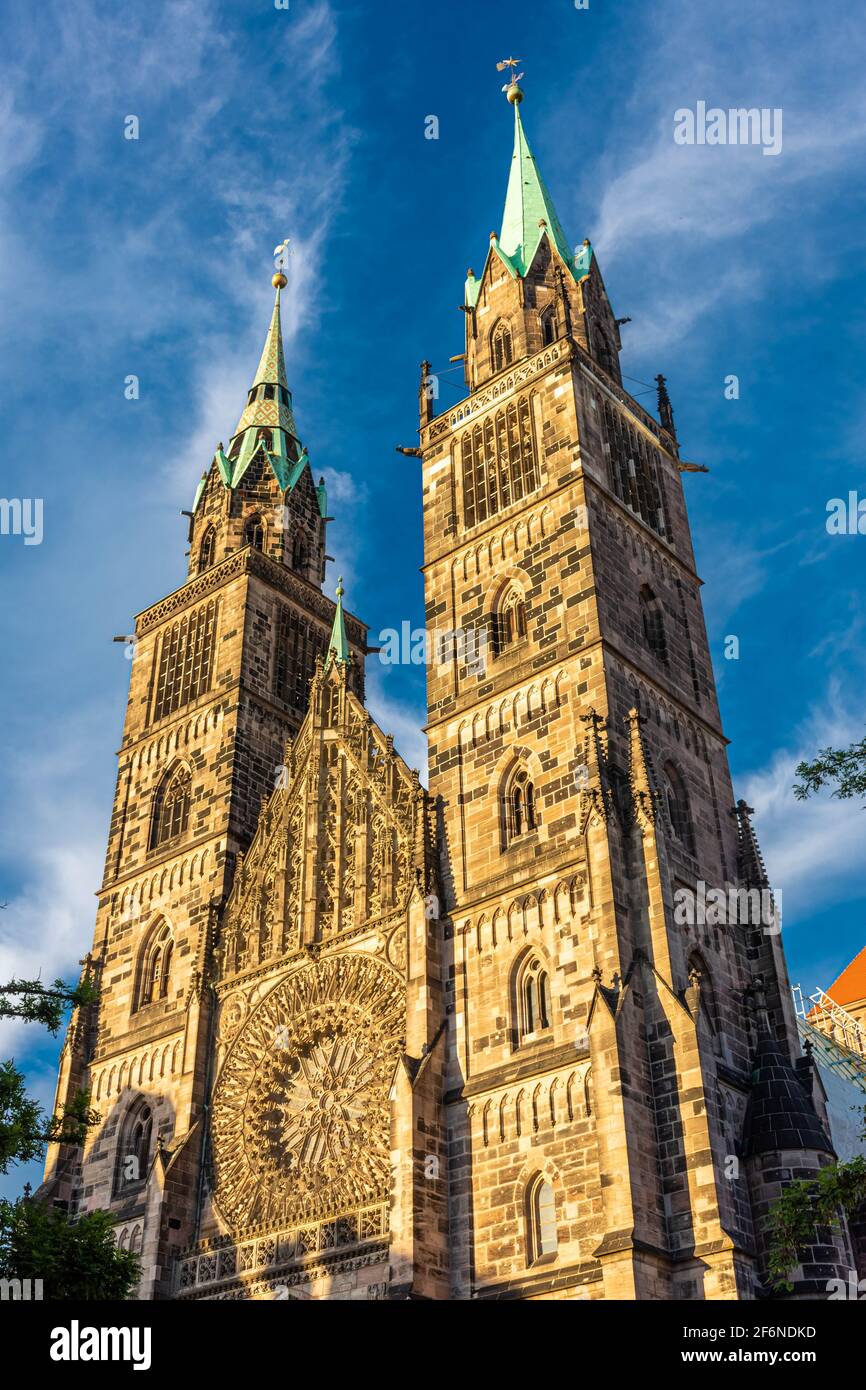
[210,272,308,493]
[498,93,576,277]
[327,576,350,665]
[195,262,335,512]
[232,277,299,445]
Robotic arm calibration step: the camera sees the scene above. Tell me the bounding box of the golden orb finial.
[506,82,523,105]
[272,271,287,289]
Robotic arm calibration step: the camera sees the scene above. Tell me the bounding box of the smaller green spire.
[327,576,350,665]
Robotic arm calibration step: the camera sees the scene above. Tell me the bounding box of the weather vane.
[272,238,292,288]
[496,56,524,102]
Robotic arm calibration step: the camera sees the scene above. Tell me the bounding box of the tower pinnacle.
[327,576,350,665]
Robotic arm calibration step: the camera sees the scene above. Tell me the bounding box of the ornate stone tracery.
[211,953,404,1232]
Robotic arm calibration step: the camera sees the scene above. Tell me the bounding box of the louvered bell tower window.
[461,396,539,528]
[152,600,218,722]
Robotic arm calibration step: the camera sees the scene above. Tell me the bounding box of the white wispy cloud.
[696,524,807,634]
[0,0,356,492]
[584,1,866,355]
[740,684,866,928]
[0,703,111,1056]
[156,6,357,502]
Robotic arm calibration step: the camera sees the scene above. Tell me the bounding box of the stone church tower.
[41,79,861,1302]
[417,76,858,1302]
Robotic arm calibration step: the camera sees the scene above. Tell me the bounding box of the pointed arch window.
[113,1097,153,1196]
[147,922,173,1004]
[541,307,558,346]
[135,919,174,1010]
[602,399,668,538]
[597,339,616,377]
[244,514,265,551]
[640,584,668,663]
[526,1174,558,1265]
[198,525,216,574]
[150,765,191,851]
[504,766,538,844]
[688,954,722,1056]
[292,531,308,572]
[516,954,551,1041]
[496,587,527,652]
[688,954,719,1027]
[491,321,514,374]
[663,761,694,853]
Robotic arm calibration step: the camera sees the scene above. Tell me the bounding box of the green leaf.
[0,1199,140,1300]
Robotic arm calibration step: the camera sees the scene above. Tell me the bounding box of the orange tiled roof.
[827,945,866,1007]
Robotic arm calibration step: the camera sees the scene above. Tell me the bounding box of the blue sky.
[1,0,865,1198]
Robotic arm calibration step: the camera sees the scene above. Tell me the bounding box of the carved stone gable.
[216,663,425,983]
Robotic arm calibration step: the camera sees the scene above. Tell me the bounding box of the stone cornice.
[422,334,677,462]
[99,827,221,895]
[441,854,588,927]
[455,1038,591,1101]
[473,1260,602,1300]
[456,840,587,908]
[135,546,367,647]
[423,342,571,446]
[423,631,726,751]
[89,1023,184,1068]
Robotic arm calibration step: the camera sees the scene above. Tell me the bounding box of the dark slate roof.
[743,1034,835,1157]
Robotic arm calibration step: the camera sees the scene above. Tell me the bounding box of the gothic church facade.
[42,82,862,1301]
